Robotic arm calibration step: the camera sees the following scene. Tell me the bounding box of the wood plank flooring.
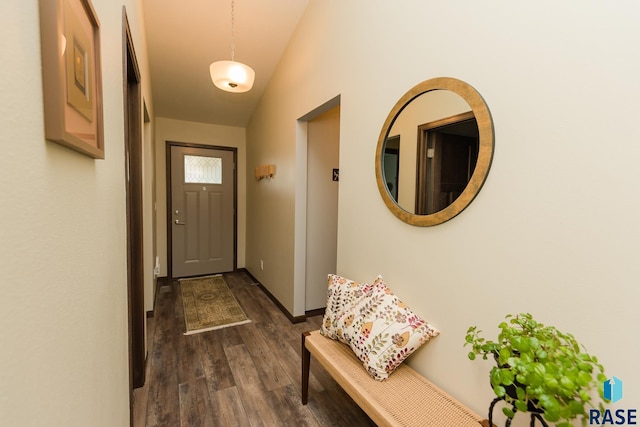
[134,271,375,427]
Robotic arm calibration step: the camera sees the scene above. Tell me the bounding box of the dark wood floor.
[134,270,375,427]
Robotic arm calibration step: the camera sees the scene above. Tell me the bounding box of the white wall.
[0,1,152,426]
[247,1,640,424]
[154,117,247,276]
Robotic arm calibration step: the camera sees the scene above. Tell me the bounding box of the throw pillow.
[320,274,373,340]
[337,276,440,381]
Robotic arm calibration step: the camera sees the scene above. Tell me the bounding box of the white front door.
[170,145,235,278]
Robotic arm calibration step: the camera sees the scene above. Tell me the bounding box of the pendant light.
[209,0,255,93]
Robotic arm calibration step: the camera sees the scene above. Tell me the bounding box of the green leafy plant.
[464,313,607,427]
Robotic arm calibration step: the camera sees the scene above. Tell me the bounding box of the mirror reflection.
[382,90,479,214]
[375,77,494,227]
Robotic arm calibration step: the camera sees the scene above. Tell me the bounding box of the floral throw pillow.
[337,276,440,381]
[320,274,373,340]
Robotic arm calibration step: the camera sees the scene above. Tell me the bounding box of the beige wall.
[153,117,247,277]
[247,1,640,424]
[0,1,153,426]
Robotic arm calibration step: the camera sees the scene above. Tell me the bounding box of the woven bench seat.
[302,330,489,427]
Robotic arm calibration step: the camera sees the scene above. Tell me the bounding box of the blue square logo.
[604,376,623,403]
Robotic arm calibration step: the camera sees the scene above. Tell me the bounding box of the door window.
[184,155,222,184]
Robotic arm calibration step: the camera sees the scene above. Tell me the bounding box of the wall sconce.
[255,164,275,180]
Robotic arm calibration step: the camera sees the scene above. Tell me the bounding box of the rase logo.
[605,377,625,404]
[589,376,637,425]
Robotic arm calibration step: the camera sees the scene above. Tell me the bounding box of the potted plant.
[464,313,607,427]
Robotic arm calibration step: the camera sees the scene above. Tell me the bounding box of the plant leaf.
[502,407,514,419]
[500,368,515,386]
[515,400,528,412]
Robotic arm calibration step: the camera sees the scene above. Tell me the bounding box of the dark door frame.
[415,111,477,215]
[123,7,145,423]
[165,141,238,280]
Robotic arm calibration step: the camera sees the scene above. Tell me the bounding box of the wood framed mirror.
[375,77,494,226]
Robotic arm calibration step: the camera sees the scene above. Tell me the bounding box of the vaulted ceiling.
[142,0,309,127]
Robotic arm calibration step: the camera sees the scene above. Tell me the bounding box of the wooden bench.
[302,330,490,427]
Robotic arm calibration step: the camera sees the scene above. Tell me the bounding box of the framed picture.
[39,0,104,159]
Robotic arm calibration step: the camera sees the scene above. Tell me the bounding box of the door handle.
[175,219,185,225]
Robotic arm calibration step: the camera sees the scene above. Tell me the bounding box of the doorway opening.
[416,111,479,215]
[295,95,341,315]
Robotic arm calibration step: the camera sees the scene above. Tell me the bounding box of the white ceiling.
[142,0,310,127]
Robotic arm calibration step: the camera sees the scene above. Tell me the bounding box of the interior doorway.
[415,111,478,215]
[303,103,341,311]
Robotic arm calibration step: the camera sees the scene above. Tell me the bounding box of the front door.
[170,144,235,278]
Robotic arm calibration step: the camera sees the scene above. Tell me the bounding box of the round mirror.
[375,77,494,226]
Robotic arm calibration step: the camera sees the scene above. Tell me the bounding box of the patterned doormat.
[179,274,251,335]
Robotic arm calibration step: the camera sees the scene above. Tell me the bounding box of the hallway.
[134,271,375,426]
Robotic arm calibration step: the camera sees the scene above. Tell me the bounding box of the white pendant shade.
[210,60,255,93]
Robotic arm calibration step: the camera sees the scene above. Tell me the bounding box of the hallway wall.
[153,117,247,277]
[0,1,153,425]
[246,1,640,424]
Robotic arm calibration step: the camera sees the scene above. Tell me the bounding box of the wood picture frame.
[39,0,105,159]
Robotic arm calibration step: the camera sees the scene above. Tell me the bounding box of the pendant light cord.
[210,0,254,92]
[230,0,236,62]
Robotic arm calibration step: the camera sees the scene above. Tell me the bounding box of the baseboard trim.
[305,307,325,318]
[240,268,307,324]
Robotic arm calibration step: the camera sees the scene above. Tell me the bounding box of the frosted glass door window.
[184,155,222,184]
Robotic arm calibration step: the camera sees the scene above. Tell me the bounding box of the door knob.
[175,219,185,225]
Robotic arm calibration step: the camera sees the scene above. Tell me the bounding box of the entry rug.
[179,274,251,335]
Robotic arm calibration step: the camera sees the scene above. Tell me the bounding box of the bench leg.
[301,332,311,405]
